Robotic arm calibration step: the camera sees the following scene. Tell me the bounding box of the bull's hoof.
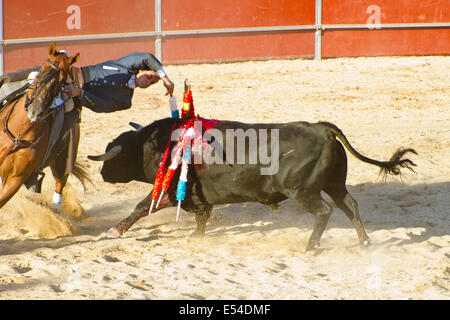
[305,242,321,255]
[107,227,123,238]
[305,246,326,257]
[190,229,205,238]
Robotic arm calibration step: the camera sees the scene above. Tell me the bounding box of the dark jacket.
[78,52,163,113]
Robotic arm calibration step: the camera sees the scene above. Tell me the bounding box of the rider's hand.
[63,85,82,98]
[162,76,175,96]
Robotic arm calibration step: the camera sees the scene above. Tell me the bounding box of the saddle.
[0,67,40,108]
[0,80,30,109]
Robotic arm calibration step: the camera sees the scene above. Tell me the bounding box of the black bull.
[89,118,416,251]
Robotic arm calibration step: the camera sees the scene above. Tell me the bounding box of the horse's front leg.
[0,150,44,209]
[0,175,25,209]
[50,164,68,212]
[50,115,80,212]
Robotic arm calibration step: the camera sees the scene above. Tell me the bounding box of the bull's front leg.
[107,190,175,237]
[191,205,212,237]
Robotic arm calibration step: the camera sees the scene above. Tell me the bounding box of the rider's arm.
[117,52,164,74]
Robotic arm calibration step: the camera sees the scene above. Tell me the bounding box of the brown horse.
[0,42,89,211]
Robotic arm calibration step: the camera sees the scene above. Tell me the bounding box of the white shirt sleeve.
[128,75,136,89]
[156,67,167,79]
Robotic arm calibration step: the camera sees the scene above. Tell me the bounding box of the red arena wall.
[3,0,156,71]
[321,0,450,57]
[161,0,315,63]
[1,0,449,73]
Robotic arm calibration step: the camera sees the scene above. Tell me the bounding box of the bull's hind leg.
[323,139,371,248]
[325,186,371,248]
[286,190,333,252]
[339,193,370,247]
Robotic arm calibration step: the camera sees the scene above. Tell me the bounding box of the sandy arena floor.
[0,55,448,299]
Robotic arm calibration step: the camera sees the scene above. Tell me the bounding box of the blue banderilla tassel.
[175,145,191,221]
[169,96,179,119]
[176,180,187,202]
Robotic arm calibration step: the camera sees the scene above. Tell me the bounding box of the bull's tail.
[319,121,417,178]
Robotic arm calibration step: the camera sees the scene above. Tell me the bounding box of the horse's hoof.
[51,203,62,214]
[28,184,42,194]
[107,227,122,238]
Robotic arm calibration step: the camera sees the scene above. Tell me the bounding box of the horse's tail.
[318,121,417,178]
[71,161,95,190]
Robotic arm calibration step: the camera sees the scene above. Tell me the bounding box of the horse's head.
[26,42,80,122]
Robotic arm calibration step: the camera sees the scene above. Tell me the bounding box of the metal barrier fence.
[1,0,449,74]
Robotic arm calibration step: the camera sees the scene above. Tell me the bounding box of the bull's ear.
[69,53,80,65]
[49,42,57,56]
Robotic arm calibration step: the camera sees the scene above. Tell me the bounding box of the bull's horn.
[129,122,144,131]
[87,145,122,161]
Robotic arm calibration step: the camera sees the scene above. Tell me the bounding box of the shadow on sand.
[1,181,448,256]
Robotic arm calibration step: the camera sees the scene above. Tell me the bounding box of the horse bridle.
[24,58,67,112]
